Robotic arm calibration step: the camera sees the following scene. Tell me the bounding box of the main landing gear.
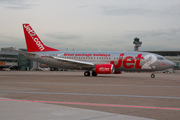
[92,71,97,76]
[151,72,155,78]
[84,71,90,76]
[84,71,97,76]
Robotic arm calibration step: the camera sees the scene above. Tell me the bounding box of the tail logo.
[24,25,45,51]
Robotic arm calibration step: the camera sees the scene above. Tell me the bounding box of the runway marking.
[0,98,180,111]
[1,91,180,99]
[1,82,180,88]
[172,79,180,82]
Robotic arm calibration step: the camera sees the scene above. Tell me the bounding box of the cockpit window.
[157,57,165,60]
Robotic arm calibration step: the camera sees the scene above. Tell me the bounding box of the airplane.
[9,23,175,78]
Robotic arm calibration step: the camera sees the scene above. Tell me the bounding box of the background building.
[18,48,31,71]
[0,47,40,71]
[133,37,142,51]
[0,47,18,70]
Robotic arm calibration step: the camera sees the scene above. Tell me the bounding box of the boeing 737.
[9,24,175,78]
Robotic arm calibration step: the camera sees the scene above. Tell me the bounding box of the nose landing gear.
[151,72,155,78]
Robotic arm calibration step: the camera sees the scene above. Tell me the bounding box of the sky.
[0,0,180,51]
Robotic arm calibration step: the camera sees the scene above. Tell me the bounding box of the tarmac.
[0,97,154,120]
[0,71,180,120]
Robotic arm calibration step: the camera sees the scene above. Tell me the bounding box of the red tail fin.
[23,24,59,52]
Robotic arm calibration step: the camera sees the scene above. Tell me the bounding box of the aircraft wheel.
[84,71,90,76]
[92,71,97,76]
[151,74,155,78]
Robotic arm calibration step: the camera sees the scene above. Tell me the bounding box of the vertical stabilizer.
[23,24,59,52]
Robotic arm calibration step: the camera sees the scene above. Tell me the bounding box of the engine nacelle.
[95,64,115,74]
[113,71,122,74]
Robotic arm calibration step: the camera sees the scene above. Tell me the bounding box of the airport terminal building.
[0,47,39,71]
[0,47,180,71]
[0,48,18,71]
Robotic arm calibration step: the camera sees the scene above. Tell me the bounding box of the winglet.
[23,24,59,52]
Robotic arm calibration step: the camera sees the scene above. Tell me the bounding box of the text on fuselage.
[110,54,143,69]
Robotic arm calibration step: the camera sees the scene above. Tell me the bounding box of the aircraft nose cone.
[168,61,175,68]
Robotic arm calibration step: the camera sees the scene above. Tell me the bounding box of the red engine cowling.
[113,71,122,74]
[95,64,115,74]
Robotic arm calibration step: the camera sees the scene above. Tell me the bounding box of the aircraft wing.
[52,56,95,68]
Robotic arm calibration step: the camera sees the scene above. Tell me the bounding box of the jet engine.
[95,64,115,74]
[113,71,122,74]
